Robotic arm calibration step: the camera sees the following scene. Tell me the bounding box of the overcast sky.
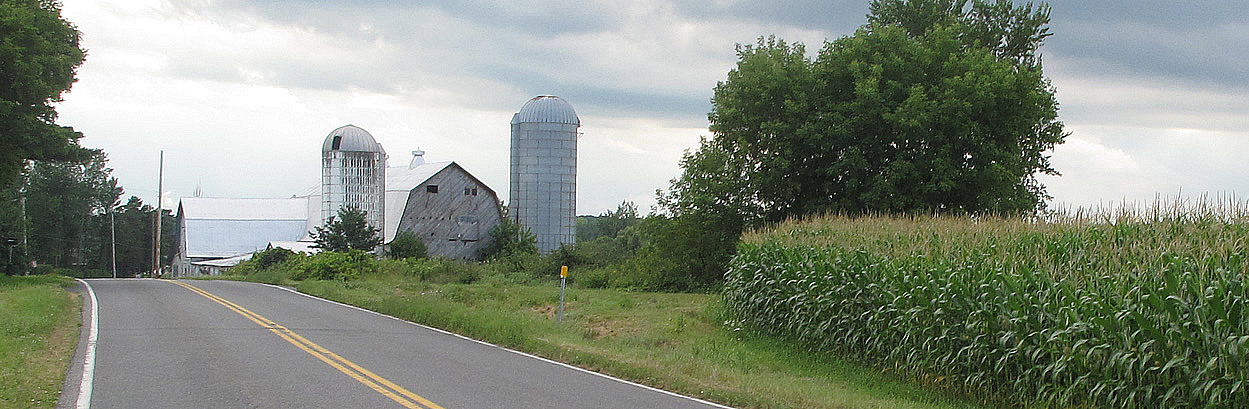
[55,0,1248,216]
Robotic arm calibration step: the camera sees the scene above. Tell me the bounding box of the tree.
[0,0,89,189]
[90,196,171,276]
[811,0,1065,214]
[661,0,1067,284]
[387,231,427,260]
[311,207,382,252]
[577,201,640,242]
[21,151,119,268]
[479,218,537,260]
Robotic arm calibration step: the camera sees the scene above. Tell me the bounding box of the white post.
[153,150,163,278]
[557,265,568,323]
[110,210,117,279]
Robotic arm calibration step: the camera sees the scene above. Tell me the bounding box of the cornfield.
[724,201,1249,408]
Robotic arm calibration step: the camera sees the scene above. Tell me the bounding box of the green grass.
[297,275,988,409]
[0,275,80,409]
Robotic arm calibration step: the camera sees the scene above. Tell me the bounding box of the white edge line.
[256,283,735,409]
[74,279,99,409]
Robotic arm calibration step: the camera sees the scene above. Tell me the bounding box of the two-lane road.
[62,279,729,409]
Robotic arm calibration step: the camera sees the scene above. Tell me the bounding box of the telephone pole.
[153,150,163,278]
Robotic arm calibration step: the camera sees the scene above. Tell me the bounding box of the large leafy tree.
[0,0,89,189]
[1,151,125,274]
[21,151,119,268]
[662,0,1066,284]
[311,207,382,252]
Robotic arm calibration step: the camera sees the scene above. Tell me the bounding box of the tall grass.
[725,200,1249,408]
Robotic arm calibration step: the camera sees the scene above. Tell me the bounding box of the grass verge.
[0,275,80,409]
[296,277,988,409]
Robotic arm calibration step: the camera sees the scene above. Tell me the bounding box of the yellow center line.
[169,281,446,409]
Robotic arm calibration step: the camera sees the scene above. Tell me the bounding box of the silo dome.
[322,124,386,154]
[511,96,580,126]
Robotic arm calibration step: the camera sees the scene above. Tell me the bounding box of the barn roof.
[176,197,309,259]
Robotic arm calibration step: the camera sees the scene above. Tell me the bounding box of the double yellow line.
[170,281,445,409]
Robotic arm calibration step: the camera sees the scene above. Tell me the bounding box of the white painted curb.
[74,279,99,409]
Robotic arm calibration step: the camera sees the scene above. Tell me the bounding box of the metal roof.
[511,95,580,126]
[177,198,310,259]
[322,124,387,153]
[178,197,307,220]
[267,241,320,254]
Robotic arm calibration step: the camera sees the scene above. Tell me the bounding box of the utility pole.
[110,209,117,279]
[20,196,26,273]
[153,150,163,278]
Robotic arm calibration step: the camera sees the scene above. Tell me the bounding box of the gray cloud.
[669,0,869,32]
[1045,1,1248,90]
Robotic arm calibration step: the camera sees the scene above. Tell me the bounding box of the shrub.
[401,258,491,284]
[293,250,377,281]
[254,247,295,269]
[574,267,611,289]
[388,231,427,260]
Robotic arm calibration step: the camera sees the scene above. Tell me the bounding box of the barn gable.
[395,163,503,260]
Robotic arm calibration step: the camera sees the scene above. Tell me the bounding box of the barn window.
[464,187,471,195]
[331,136,342,150]
[426,184,438,193]
[471,188,478,196]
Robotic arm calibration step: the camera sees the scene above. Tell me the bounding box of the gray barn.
[391,156,502,260]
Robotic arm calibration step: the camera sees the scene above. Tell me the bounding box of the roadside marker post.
[557,266,568,323]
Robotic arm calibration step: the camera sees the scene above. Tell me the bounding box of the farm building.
[170,125,502,276]
[510,95,581,253]
[302,150,503,260]
[321,124,387,231]
[171,197,310,277]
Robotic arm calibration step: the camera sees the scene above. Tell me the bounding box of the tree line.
[1,0,175,276]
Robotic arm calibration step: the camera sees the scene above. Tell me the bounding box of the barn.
[171,197,310,276]
[171,146,503,277]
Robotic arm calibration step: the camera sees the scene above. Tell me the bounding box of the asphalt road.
[59,279,729,409]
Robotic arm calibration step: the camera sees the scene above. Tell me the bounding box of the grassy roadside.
[0,275,81,409]
[294,276,989,409]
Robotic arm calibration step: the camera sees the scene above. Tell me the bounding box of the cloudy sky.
[54,0,1248,216]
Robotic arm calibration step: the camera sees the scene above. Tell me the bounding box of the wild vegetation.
[220,250,989,409]
[0,275,79,409]
[725,201,1249,408]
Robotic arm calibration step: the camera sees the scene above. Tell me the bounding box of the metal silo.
[510,96,580,253]
[321,124,387,233]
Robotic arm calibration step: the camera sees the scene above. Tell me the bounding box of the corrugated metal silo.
[510,96,580,253]
[321,124,387,234]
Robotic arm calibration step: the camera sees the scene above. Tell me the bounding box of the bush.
[572,266,611,289]
[388,231,427,260]
[292,250,377,281]
[254,247,295,269]
[401,258,490,284]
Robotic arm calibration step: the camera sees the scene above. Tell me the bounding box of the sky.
[53,0,1249,216]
